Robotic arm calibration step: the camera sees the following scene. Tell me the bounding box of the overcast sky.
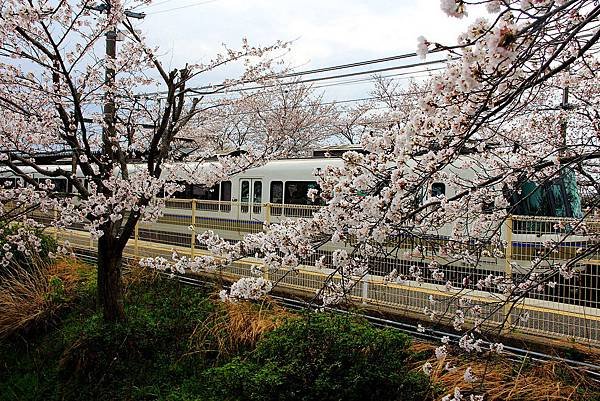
[127,0,481,100]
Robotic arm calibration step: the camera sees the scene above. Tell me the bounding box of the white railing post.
[265,203,271,227]
[134,220,139,258]
[190,199,196,258]
[503,215,513,333]
[361,274,369,304]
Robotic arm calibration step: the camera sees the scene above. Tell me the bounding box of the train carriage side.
[158,158,344,244]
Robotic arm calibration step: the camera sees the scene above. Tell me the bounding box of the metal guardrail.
[25,199,600,345]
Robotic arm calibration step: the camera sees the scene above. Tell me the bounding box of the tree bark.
[97,234,126,322]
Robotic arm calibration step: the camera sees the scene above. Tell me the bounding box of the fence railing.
[21,200,600,345]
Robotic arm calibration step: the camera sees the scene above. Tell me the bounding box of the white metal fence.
[29,199,600,345]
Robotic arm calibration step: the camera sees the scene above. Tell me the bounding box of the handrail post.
[361,274,369,304]
[265,202,271,228]
[190,199,196,258]
[53,208,58,240]
[503,214,513,333]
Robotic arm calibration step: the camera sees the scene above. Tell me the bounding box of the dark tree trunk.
[97,234,126,322]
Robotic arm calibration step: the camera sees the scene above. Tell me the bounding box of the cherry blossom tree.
[180,80,339,156]
[0,0,290,321]
[154,0,600,366]
[331,102,372,145]
[121,2,600,397]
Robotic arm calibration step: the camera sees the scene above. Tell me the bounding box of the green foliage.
[45,276,66,303]
[0,274,215,401]
[1,273,429,401]
[57,278,215,401]
[203,312,429,401]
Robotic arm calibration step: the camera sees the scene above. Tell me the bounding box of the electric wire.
[144,0,220,15]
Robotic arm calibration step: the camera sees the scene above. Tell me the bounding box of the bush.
[204,312,429,401]
[0,259,88,338]
[189,299,293,361]
[57,277,215,401]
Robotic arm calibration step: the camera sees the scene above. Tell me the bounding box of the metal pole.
[560,86,569,157]
[191,199,196,257]
[265,202,271,227]
[503,215,513,333]
[103,25,116,153]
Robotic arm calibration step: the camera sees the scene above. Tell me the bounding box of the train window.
[220,181,232,212]
[173,182,193,199]
[2,178,16,188]
[508,170,582,218]
[284,181,319,205]
[220,181,232,201]
[270,181,283,204]
[252,181,263,214]
[253,181,262,203]
[74,178,89,193]
[482,201,494,214]
[431,183,445,197]
[241,181,250,203]
[42,178,68,193]
[192,184,219,201]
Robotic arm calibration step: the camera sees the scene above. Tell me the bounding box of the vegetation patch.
[190,298,294,361]
[203,312,429,401]
[2,261,598,401]
[0,258,88,338]
[415,342,600,401]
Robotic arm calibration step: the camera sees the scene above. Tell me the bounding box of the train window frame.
[431,182,446,197]
[2,177,17,188]
[37,177,68,194]
[284,181,320,205]
[220,181,232,202]
[240,180,250,203]
[253,181,262,203]
[192,183,220,201]
[270,181,283,204]
[52,178,68,194]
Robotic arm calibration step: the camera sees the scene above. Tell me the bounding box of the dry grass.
[189,297,294,360]
[122,262,160,290]
[414,343,598,400]
[0,258,86,338]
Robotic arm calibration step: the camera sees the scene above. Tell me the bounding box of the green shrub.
[57,278,215,401]
[204,312,429,401]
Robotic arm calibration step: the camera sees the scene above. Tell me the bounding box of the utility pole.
[560,85,569,157]
[86,3,145,156]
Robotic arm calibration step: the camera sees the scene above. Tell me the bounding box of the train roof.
[0,157,345,180]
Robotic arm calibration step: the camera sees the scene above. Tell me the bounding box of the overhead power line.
[144,0,220,15]
[197,57,450,95]
[187,66,445,108]
[138,53,450,98]
[268,51,435,79]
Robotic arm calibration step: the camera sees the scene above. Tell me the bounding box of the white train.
[1,154,597,307]
[0,154,586,243]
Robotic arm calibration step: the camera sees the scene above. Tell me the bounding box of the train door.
[239,179,264,221]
